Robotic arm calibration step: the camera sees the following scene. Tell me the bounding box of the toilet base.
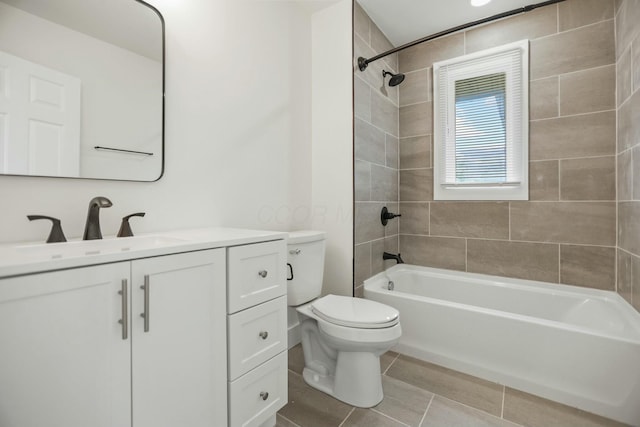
[302,351,384,408]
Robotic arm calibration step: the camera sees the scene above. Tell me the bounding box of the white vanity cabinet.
[0,248,227,427]
[227,240,288,427]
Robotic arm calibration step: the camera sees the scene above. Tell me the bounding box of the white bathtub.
[364,264,640,425]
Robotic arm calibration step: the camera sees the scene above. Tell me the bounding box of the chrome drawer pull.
[118,279,128,340]
[140,275,150,332]
[259,331,269,340]
[258,270,268,278]
[260,391,269,401]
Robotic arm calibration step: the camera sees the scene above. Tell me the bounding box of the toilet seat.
[310,295,399,329]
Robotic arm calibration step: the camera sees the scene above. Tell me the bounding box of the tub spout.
[383,252,404,264]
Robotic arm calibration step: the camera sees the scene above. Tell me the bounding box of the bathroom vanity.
[0,228,288,427]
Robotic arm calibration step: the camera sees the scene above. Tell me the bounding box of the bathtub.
[364,264,640,425]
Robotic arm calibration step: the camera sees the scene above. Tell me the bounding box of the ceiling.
[357,0,544,47]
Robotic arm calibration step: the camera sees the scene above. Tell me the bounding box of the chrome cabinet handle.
[258,270,268,278]
[260,391,269,401]
[118,279,128,340]
[140,275,150,332]
[259,331,268,340]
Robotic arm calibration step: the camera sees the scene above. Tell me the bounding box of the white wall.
[311,0,354,296]
[0,0,315,243]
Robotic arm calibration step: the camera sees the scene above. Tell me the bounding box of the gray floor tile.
[276,414,302,427]
[380,350,398,373]
[278,372,353,427]
[375,376,433,427]
[421,396,522,427]
[288,344,305,375]
[342,408,406,427]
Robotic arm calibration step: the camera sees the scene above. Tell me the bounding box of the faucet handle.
[27,215,67,243]
[117,212,146,237]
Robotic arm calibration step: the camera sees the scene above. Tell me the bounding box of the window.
[433,40,529,200]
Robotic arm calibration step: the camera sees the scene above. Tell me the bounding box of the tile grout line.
[418,395,434,427]
[277,413,303,427]
[370,408,411,427]
[382,352,400,375]
[337,407,356,427]
[501,385,506,419]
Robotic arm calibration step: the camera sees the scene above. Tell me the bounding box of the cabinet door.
[0,263,131,427]
[131,249,226,427]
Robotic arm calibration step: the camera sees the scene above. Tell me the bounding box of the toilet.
[287,230,401,408]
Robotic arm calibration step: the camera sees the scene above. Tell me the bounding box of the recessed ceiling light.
[471,0,492,6]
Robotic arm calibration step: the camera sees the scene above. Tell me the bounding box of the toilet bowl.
[287,231,402,408]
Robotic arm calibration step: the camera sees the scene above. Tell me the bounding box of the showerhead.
[383,70,405,87]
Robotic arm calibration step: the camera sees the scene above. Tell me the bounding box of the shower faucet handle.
[381,206,402,226]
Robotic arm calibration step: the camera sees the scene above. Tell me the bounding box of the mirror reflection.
[0,0,164,181]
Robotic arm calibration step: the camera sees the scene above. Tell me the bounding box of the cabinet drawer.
[227,240,286,313]
[228,351,287,427]
[228,296,287,380]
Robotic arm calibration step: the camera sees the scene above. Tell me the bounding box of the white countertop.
[0,227,288,279]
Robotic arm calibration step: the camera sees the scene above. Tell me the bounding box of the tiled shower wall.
[396,0,619,291]
[353,3,400,296]
[616,0,640,311]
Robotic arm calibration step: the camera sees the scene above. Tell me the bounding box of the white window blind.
[433,40,529,200]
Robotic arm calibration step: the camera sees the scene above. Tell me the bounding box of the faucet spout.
[383,252,404,264]
[83,196,113,240]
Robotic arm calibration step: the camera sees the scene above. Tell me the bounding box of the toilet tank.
[287,231,326,306]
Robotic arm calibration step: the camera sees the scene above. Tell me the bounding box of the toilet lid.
[310,295,399,329]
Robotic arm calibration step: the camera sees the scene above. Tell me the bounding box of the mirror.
[0,0,164,181]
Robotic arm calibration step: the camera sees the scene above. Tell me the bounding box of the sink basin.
[16,235,188,259]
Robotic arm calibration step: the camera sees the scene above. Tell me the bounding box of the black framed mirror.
[0,0,164,181]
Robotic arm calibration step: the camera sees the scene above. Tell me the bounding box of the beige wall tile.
[615,0,640,58]
[399,202,429,235]
[400,135,430,169]
[530,111,616,160]
[467,239,559,283]
[371,90,399,137]
[354,76,371,122]
[633,146,640,200]
[371,24,397,71]
[354,160,371,201]
[399,69,430,107]
[422,396,521,427]
[511,202,616,245]
[530,160,559,201]
[530,77,559,120]
[503,388,627,427]
[616,47,632,107]
[373,234,399,273]
[399,102,432,138]
[355,202,385,244]
[386,355,503,416]
[430,202,509,239]
[354,243,371,287]
[558,0,615,31]
[279,372,353,427]
[355,118,385,164]
[353,1,370,44]
[371,165,398,201]
[465,5,557,54]
[617,88,640,153]
[560,245,615,290]
[614,0,623,14]
[559,65,615,115]
[399,235,465,270]
[530,20,615,80]
[618,201,640,256]
[632,255,640,311]
[373,376,433,427]
[617,249,633,304]
[386,134,399,169]
[398,33,464,73]
[617,149,632,201]
[560,156,615,201]
[354,34,399,106]
[354,285,363,298]
[400,169,433,201]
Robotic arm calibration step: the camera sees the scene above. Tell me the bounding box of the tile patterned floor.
[277,345,630,427]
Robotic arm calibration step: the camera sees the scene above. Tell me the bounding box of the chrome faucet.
[383,252,404,264]
[83,196,113,240]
